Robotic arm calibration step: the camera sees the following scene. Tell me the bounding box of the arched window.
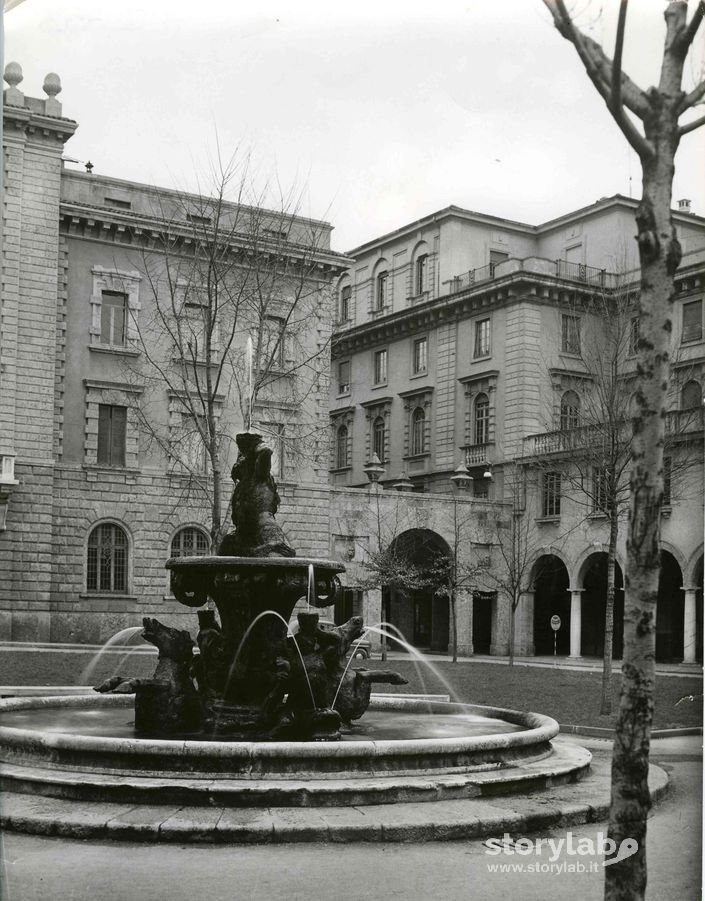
[474,393,490,445]
[375,270,388,310]
[411,407,426,455]
[560,390,580,430]
[87,523,128,593]
[336,425,349,469]
[681,380,702,410]
[339,284,351,322]
[171,526,210,558]
[372,416,386,462]
[415,254,428,294]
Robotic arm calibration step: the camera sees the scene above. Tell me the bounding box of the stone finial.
[43,72,62,116]
[3,62,24,105]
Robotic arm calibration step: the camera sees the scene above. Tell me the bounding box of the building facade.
[330,201,705,663]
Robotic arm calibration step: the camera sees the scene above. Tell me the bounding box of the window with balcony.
[100,291,127,346]
[373,348,388,385]
[542,472,561,517]
[561,314,581,355]
[682,299,703,343]
[97,405,127,467]
[474,393,490,445]
[415,254,428,294]
[87,523,128,593]
[489,250,509,275]
[413,337,428,374]
[372,416,386,463]
[375,271,389,311]
[474,318,491,358]
[592,467,608,514]
[338,360,351,395]
[560,390,581,430]
[411,407,426,456]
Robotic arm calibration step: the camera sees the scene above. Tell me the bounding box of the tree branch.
[679,78,705,114]
[679,110,705,135]
[611,0,629,116]
[542,0,653,158]
[679,0,705,55]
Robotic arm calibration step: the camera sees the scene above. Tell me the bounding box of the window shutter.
[111,407,127,467]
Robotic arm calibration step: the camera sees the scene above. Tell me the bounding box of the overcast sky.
[4,0,704,251]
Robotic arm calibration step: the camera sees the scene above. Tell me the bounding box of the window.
[628,316,640,356]
[592,467,608,513]
[87,523,128,593]
[663,456,672,505]
[542,472,561,517]
[340,285,351,322]
[376,271,388,310]
[411,407,426,455]
[97,405,127,467]
[265,423,286,479]
[560,390,580,430]
[682,300,703,343]
[373,348,388,385]
[171,526,209,558]
[100,291,127,346]
[474,319,491,358]
[681,380,702,409]
[372,416,386,462]
[561,314,581,355]
[180,415,208,474]
[489,250,509,275]
[263,316,286,370]
[474,393,490,445]
[338,360,351,394]
[336,425,350,469]
[413,337,428,374]
[415,254,428,294]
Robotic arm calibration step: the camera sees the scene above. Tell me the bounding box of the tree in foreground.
[127,155,336,545]
[541,2,705,898]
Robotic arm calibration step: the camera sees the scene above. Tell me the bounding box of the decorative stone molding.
[399,386,434,460]
[90,267,142,348]
[361,396,393,464]
[83,379,143,470]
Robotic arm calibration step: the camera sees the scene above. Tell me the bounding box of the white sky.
[4,0,705,251]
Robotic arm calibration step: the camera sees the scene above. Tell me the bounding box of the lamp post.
[447,462,473,662]
[363,453,385,487]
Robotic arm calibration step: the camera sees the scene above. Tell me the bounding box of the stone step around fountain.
[0,756,669,844]
[0,741,591,807]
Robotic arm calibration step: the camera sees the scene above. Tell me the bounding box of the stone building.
[331,200,705,663]
[0,66,347,643]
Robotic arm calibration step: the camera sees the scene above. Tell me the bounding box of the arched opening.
[533,555,570,655]
[681,379,702,409]
[474,393,489,445]
[657,551,684,661]
[372,416,386,462]
[384,529,450,652]
[86,522,129,593]
[335,424,349,469]
[580,553,624,658]
[560,390,580,430]
[411,407,426,455]
[694,556,703,663]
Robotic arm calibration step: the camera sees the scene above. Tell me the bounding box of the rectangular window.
[415,255,428,294]
[682,300,703,343]
[181,415,208,474]
[474,319,491,358]
[340,285,351,322]
[100,291,127,346]
[628,316,640,356]
[373,348,388,385]
[376,272,388,310]
[97,405,127,467]
[542,472,561,517]
[561,315,581,355]
[264,316,286,369]
[338,360,351,394]
[262,422,285,479]
[413,337,428,374]
[663,456,672,505]
[592,467,607,513]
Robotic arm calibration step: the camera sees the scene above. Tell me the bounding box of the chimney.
[677,198,692,214]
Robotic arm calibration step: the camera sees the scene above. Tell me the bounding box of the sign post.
[550,615,561,665]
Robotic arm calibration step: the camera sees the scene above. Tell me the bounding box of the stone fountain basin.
[0,694,559,780]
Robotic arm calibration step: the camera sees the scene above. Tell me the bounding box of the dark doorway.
[472,592,493,654]
[533,555,570,655]
[656,551,684,661]
[695,557,703,664]
[580,554,624,658]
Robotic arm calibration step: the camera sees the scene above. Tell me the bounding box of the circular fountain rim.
[0,694,559,759]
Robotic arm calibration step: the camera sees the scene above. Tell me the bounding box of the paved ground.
[1,735,701,901]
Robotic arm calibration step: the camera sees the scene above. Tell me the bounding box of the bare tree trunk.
[509,599,516,666]
[606,141,681,901]
[450,590,458,663]
[600,513,619,715]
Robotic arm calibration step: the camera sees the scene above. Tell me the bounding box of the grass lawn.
[366,658,703,730]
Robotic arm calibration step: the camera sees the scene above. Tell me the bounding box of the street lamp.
[363,453,385,485]
[450,463,473,490]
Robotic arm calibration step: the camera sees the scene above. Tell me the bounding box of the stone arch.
[385,529,451,652]
[532,553,571,656]
[578,551,624,659]
[657,550,685,661]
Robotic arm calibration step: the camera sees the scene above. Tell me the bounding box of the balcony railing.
[443,256,616,294]
[524,408,703,457]
[462,443,493,466]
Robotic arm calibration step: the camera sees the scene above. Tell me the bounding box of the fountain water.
[0,431,597,843]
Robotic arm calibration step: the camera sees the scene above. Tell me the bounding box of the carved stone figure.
[218,432,295,558]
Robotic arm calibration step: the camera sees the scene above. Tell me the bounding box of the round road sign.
[550,615,561,631]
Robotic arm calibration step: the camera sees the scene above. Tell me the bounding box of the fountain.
[0,432,610,843]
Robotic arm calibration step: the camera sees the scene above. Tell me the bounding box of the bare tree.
[124,154,336,544]
[541,2,705,897]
